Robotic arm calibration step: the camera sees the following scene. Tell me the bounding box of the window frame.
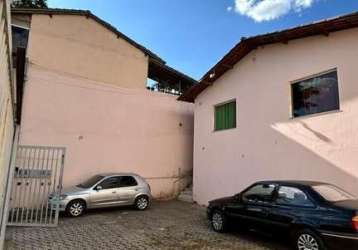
[241,183,277,204]
[78,175,104,189]
[11,24,30,31]
[312,184,356,203]
[274,185,316,208]
[213,99,237,132]
[96,176,122,190]
[290,69,340,119]
[119,176,138,187]
[11,24,30,48]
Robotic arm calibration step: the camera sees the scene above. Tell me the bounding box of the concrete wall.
[27,14,149,89]
[194,28,358,205]
[0,0,15,246]
[19,65,194,199]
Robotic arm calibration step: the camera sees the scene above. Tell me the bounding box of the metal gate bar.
[8,145,65,227]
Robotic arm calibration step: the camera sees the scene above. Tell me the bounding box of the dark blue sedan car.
[207,181,358,250]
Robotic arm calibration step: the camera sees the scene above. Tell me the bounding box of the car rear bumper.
[320,230,358,250]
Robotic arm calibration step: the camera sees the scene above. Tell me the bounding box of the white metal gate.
[8,146,65,227]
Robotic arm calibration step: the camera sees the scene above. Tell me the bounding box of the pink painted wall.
[27,14,149,89]
[20,65,194,199]
[15,12,194,199]
[194,28,358,205]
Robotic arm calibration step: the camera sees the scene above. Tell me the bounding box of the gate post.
[53,150,65,226]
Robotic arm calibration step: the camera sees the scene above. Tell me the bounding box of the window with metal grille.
[214,100,236,131]
[291,70,339,118]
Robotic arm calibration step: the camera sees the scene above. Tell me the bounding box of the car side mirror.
[95,185,102,191]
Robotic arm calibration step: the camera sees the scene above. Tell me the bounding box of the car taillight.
[352,216,358,232]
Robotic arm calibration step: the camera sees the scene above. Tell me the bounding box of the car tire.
[134,195,149,210]
[211,210,228,233]
[66,199,86,217]
[294,229,326,250]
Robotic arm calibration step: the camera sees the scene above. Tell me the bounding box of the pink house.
[11,8,196,199]
[180,12,358,205]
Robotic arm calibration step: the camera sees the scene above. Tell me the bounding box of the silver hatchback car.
[49,173,151,217]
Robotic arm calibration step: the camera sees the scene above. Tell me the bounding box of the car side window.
[242,184,276,203]
[120,176,138,187]
[276,186,314,207]
[98,177,121,189]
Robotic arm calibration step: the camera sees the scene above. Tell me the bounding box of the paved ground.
[5,201,291,250]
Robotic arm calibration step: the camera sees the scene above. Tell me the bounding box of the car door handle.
[112,191,116,194]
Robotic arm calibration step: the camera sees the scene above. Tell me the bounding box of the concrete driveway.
[5,201,291,250]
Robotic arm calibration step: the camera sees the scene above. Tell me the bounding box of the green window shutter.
[215,101,236,131]
[215,106,220,130]
[227,101,236,128]
[215,105,223,130]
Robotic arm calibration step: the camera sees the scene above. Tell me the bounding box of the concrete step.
[177,193,193,203]
[181,189,192,195]
[177,186,193,203]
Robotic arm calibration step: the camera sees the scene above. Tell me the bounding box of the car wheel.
[211,210,227,233]
[135,196,149,210]
[66,200,86,217]
[294,229,326,250]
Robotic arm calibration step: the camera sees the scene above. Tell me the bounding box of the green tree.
[11,0,48,8]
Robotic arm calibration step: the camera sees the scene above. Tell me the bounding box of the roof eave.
[179,11,358,102]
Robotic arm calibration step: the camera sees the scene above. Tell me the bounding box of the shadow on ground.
[5,200,291,250]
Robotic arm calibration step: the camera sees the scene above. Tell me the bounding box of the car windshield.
[312,184,356,202]
[77,175,104,188]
